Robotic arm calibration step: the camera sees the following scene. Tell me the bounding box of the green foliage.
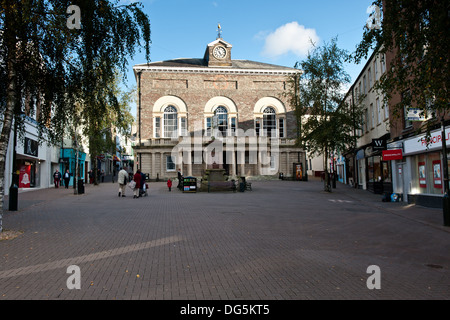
[351,0,449,114]
[294,38,359,159]
[0,0,151,229]
[0,0,151,144]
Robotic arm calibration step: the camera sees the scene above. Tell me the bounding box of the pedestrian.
[89,170,93,184]
[133,169,142,199]
[117,167,128,197]
[177,168,183,190]
[53,169,61,188]
[63,169,71,189]
[140,171,146,196]
[167,178,172,192]
[101,170,105,183]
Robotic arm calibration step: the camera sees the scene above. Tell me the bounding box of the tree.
[0,0,151,232]
[292,38,361,192]
[83,71,135,185]
[351,0,449,118]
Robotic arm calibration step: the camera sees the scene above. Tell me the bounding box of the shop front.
[366,152,393,194]
[398,126,450,207]
[60,148,87,187]
[15,137,43,189]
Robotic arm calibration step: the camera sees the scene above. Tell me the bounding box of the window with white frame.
[370,103,374,128]
[180,117,187,136]
[384,100,389,119]
[263,107,277,137]
[205,117,212,136]
[164,105,178,138]
[230,117,236,135]
[154,117,161,138]
[381,54,386,73]
[166,155,176,171]
[376,98,381,124]
[278,118,285,138]
[215,106,228,137]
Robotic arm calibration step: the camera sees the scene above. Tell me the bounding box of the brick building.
[132,35,305,181]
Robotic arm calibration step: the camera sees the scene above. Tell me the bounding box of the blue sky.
[121,0,375,111]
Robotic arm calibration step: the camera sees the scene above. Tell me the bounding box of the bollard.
[9,184,18,211]
[443,192,450,227]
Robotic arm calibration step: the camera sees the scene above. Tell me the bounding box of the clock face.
[213,46,227,59]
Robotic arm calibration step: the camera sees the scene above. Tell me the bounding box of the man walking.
[118,167,128,197]
[63,169,71,189]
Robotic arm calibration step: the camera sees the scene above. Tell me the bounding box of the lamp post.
[441,117,450,226]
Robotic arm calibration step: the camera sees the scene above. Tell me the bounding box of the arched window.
[214,106,228,136]
[263,107,276,137]
[164,105,178,138]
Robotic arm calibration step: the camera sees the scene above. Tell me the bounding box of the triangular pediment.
[206,39,232,48]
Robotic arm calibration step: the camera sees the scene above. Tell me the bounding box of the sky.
[120,0,375,114]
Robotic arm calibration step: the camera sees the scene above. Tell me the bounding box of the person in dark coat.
[133,169,142,198]
[177,168,183,190]
[63,169,71,188]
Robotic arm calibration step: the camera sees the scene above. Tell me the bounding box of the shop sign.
[406,108,430,121]
[382,149,403,161]
[19,165,31,188]
[24,137,38,157]
[372,138,387,151]
[404,127,450,155]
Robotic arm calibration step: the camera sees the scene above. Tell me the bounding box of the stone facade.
[133,37,305,180]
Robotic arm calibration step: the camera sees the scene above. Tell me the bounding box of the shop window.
[411,152,443,195]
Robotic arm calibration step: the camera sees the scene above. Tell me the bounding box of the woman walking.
[133,169,142,198]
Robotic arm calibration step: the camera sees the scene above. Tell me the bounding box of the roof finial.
[217,23,222,39]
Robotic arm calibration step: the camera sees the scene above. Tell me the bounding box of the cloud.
[261,22,319,59]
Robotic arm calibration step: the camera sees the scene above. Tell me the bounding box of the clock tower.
[204,25,232,67]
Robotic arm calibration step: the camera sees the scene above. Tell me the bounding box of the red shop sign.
[382,149,403,161]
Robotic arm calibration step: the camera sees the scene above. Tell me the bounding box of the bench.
[207,181,237,193]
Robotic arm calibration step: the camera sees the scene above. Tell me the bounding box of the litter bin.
[77,179,85,194]
[183,176,197,193]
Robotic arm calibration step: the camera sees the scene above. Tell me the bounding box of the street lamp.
[441,117,450,226]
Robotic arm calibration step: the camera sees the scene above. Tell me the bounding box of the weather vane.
[217,23,222,39]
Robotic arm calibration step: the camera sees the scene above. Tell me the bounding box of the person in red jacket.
[133,169,142,198]
[167,178,172,191]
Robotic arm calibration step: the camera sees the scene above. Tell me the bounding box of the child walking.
[167,178,172,191]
